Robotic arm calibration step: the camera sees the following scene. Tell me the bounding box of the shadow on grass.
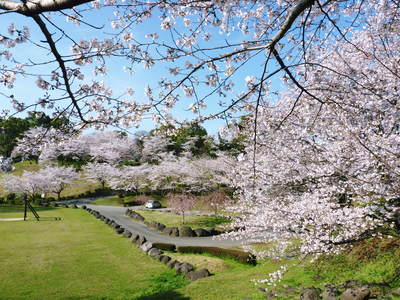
[0,205,56,214]
[62,291,191,300]
[135,290,191,300]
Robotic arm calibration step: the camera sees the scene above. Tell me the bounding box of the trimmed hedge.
[176,246,256,265]
[152,242,177,252]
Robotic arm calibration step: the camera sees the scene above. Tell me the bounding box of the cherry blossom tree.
[108,164,151,193]
[37,131,141,165]
[225,11,400,258]
[1,0,394,130]
[12,126,70,161]
[143,154,234,193]
[40,166,80,200]
[1,171,49,200]
[203,191,231,216]
[83,162,117,189]
[167,193,196,224]
[140,134,173,164]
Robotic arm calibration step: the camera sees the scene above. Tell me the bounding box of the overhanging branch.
[0,0,92,16]
[32,14,88,124]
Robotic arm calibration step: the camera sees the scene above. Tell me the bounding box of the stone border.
[82,205,211,282]
[125,208,223,238]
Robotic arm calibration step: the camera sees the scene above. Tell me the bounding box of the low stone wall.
[83,206,211,282]
[125,208,223,238]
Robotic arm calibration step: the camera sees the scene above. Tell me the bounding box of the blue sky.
[0,3,285,136]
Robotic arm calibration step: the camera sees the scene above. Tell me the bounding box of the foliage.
[0,156,14,172]
[40,130,141,166]
[135,194,152,205]
[156,122,215,157]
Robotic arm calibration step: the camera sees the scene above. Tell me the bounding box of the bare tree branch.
[31,14,88,124]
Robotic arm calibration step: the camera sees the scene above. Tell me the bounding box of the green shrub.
[176,246,256,265]
[6,193,16,201]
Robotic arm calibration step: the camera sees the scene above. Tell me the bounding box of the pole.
[23,195,28,221]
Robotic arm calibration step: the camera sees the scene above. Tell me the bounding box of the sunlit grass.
[0,205,187,300]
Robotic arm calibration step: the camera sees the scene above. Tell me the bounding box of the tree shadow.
[135,290,191,300]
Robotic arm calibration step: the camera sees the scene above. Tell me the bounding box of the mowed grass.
[137,210,231,229]
[1,205,399,300]
[0,205,187,300]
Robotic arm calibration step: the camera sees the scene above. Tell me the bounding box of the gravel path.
[86,204,244,249]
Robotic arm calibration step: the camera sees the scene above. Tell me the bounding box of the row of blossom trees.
[1,166,79,200]
[3,125,237,201]
[11,122,241,166]
[80,152,234,195]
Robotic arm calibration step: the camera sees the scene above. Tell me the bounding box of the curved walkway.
[86,204,245,249]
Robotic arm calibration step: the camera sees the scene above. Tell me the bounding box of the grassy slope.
[169,238,400,300]
[137,210,231,229]
[0,206,187,300]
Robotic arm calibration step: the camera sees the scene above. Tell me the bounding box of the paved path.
[86,204,245,249]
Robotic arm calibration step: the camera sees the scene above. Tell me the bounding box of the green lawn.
[137,210,231,229]
[0,205,187,300]
[1,205,400,300]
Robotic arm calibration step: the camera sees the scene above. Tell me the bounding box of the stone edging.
[125,208,223,238]
[82,205,211,282]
